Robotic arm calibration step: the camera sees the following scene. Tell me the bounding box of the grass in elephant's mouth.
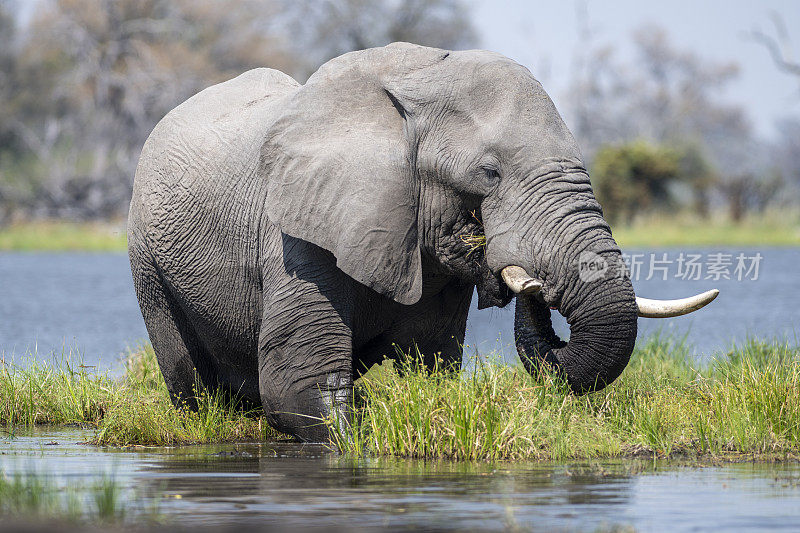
[460,234,486,256]
[328,337,800,461]
[1,337,799,459]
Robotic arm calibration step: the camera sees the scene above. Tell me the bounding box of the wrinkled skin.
[129,43,637,442]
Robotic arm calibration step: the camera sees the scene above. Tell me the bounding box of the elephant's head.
[263,43,717,392]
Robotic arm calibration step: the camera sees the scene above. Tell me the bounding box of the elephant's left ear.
[262,44,446,305]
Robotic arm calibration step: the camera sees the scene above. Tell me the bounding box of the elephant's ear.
[262,44,447,305]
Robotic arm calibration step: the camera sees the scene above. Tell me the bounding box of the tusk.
[501,266,543,295]
[636,289,719,318]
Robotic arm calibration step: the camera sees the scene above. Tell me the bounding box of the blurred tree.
[773,118,800,194]
[590,140,680,224]
[750,13,800,200]
[0,0,17,148]
[717,171,784,223]
[570,26,748,159]
[750,12,800,85]
[0,0,30,223]
[674,142,716,218]
[0,0,478,221]
[568,25,774,221]
[2,0,294,220]
[280,0,479,79]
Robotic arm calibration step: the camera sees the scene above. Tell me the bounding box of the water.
[0,249,798,369]
[466,247,800,361]
[2,429,799,531]
[0,252,146,366]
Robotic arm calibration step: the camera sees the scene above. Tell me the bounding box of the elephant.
[128,42,717,442]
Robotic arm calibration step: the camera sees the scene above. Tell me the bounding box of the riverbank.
[0,221,127,252]
[0,345,282,445]
[1,211,799,250]
[1,337,798,460]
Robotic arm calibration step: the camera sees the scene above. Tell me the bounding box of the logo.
[578,251,608,282]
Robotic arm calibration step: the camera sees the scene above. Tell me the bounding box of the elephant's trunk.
[512,265,638,393]
[514,245,638,393]
[482,159,638,392]
[485,159,717,393]
[505,261,717,391]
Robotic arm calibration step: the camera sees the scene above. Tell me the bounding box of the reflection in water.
[2,430,799,531]
[144,447,636,520]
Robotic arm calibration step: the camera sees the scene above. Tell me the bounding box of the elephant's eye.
[483,168,501,186]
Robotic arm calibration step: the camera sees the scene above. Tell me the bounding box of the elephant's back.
[128,68,299,358]
[130,68,299,226]
[129,67,298,257]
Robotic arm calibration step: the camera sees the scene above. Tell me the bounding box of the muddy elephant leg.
[130,252,209,409]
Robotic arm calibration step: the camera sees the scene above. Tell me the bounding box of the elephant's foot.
[262,371,353,443]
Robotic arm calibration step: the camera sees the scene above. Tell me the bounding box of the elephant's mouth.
[454,212,513,309]
[475,266,513,309]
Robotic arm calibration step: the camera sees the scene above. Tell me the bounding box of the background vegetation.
[0,0,477,223]
[0,0,798,235]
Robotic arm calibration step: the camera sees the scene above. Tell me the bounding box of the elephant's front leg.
[258,302,353,441]
[257,254,355,442]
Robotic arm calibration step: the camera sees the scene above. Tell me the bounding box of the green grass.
[0,468,160,524]
[0,220,127,251]
[1,209,798,251]
[0,345,282,445]
[2,337,799,461]
[611,210,800,247]
[328,337,800,461]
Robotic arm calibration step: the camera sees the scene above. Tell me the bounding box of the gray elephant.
[129,43,716,442]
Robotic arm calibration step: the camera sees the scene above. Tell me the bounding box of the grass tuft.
[0,349,116,428]
[0,344,283,445]
[328,337,800,461]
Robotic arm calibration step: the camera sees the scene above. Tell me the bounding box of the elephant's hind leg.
[130,252,210,409]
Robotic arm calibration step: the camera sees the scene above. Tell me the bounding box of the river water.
[466,247,800,363]
[0,248,797,368]
[2,429,799,531]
